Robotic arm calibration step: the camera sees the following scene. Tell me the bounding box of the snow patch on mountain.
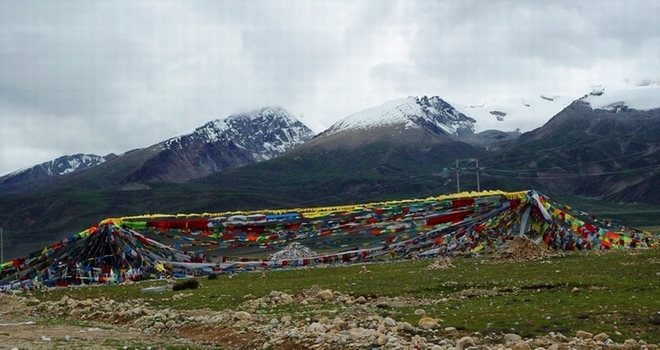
[40,154,110,176]
[0,153,113,184]
[454,94,577,133]
[581,81,660,112]
[295,114,326,134]
[326,96,475,136]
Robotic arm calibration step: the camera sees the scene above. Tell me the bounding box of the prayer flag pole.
[456,159,460,193]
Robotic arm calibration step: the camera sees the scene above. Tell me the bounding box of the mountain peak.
[325,95,476,137]
[132,106,317,182]
[233,106,294,122]
[233,106,325,134]
[166,106,315,156]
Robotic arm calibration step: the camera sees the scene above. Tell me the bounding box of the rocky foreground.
[1,283,658,350]
[0,240,655,349]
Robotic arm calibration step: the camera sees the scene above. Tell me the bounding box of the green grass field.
[33,248,660,345]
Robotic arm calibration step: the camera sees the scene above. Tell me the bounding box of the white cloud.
[1,0,659,175]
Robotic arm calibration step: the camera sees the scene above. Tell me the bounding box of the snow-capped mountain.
[165,107,315,162]
[325,96,476,137]
[323,93,580,138]
[454,81,660,133]
[321,81,660,139]
[0,107,315,188]
[4,82,659,190]
[0,153,115,186]
[123,107,316,183]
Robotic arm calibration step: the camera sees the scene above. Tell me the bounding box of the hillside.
[488,100,660,202]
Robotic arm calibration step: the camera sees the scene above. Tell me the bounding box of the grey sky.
[1,0,659,176]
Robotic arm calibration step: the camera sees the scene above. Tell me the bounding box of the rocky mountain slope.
[490,83,660,202]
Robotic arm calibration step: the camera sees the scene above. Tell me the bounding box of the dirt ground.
[0,312,283,350]
[0,321,157,350]
[0,294,179,350]
[0,292,282,350]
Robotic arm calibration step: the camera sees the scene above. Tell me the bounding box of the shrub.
[172,278,200,291]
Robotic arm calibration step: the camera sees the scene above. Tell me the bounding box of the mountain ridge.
[4,81,660,181]
[1,85,660,260]
[0,107,316,189]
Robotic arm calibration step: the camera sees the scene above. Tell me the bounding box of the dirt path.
[0,321,158,350]
[0,294,182,350]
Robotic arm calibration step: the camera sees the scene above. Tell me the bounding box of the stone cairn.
[486,236,550,263]
[427,256,455,270]
[267,242,317,261]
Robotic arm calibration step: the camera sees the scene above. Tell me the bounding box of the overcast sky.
[1,0,659,176]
